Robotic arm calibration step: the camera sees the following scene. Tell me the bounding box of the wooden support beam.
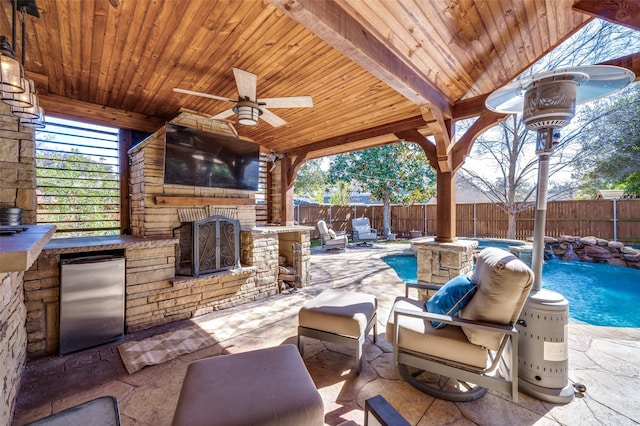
[421,104,452,172]
[155,196,255,206]
[601,52,640,81]
[283,116,428,158]
[394,129,438,170]
[37,94,165,133]
[434,171,456,243]
[573,0,640,31]
[270,0,452,116]
[279,157,295,226]
[451,110,509,172]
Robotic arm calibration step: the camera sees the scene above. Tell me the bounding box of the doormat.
[117,327,216,374]
[117,292,311,374]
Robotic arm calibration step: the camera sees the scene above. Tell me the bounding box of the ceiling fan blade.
[211,108,236,120]
[173,88,236,102]
[259,96,313,109]
[260,108,287,127]
[232,68,257,101]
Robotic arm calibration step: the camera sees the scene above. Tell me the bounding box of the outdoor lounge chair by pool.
[351,217,377,244]
[317,220,348,250]
[386,247,534,402]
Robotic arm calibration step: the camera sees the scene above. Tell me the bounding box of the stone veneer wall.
[414,239,478,300]
[0,103,36,223]
[128,112,257,237]
[0,103,36,421]
[1,272,28,422]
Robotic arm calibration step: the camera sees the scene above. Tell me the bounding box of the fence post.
[329,204,333,227]
[613,198,618,241]
[473,202,477,238]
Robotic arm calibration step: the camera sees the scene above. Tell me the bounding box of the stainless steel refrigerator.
[59,254,125,355]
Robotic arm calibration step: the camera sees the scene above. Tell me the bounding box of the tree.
[572,82,640,197]
[36,148,120,236]
[327,142,435,238]
[460,19,640,238]
[294,159,327,203]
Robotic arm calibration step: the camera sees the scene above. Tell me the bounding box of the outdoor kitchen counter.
[42,235,178,254]
[0,225,57,273]
[250,225,315,234]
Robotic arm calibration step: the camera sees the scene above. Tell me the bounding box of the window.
[35,117,120,237]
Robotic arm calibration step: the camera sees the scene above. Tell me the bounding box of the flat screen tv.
[163,123,260,191]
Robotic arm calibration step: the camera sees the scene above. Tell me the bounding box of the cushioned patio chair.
[386,247,533,402]
[317,220,348,250]
[351,217,377,244]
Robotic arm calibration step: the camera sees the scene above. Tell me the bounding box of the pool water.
[382,255,640,327]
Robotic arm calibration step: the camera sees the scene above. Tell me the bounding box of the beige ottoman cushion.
[298,289,377,337]
[172,345,324,426]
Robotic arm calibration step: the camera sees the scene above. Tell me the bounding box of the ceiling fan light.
[234,103,260,126]
[2,77,34,107]
[0,36,22,94]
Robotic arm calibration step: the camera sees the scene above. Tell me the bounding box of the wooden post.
[435,170,456,242]
[279,157,296,226]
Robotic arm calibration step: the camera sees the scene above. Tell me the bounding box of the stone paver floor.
[12,244,640,425]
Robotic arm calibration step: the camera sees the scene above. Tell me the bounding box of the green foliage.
[573,83,640,197]
[294,159,326,203]
[327,143,435,237]
[327,143,435,204]
[36,148,120,236]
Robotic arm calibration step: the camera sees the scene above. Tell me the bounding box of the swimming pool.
[382,254,640,327]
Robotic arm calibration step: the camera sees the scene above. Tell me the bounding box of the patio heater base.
[516,289,574,403]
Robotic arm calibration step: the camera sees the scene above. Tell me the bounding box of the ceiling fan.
[174,68,313,127]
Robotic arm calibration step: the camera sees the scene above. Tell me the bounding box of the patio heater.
[486,65,635,403]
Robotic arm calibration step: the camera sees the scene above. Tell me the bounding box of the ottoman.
[172,345,324,426]
[298,289,377,374]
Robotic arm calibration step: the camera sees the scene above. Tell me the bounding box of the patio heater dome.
[486,64,635,404]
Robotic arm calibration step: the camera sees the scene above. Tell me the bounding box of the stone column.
[413,239,478,301]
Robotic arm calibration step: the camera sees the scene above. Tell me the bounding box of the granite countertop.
[43,235,178,253]
[0,225,57,273]
[251,225,315,234]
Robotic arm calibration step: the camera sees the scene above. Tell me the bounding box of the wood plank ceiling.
[0,0,634,159]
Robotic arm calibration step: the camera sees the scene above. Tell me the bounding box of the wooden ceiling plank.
[95,0,134,105]
[86,0,110,102]
[80,0,96,100]
[39,2,65,95]
[128,2,216,114]
[269,0,452,115]
[116,4,193,111]
[337,0,471,98]
[166,3,285,116]
[108,2,163,107]
[573,0,640,31]
[38,94,163,133]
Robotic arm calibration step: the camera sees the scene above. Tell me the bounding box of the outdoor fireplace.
[175,215,241,277]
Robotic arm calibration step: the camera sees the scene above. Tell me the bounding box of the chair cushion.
[328,229,337,239]
[426,275,477,329]
[172,345,324,426]
[386,297,487,368]
[299,289,377,337]
[354,225,369,234]
[459,247,533,350]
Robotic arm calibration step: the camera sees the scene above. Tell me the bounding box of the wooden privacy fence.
[296,199,640,244]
